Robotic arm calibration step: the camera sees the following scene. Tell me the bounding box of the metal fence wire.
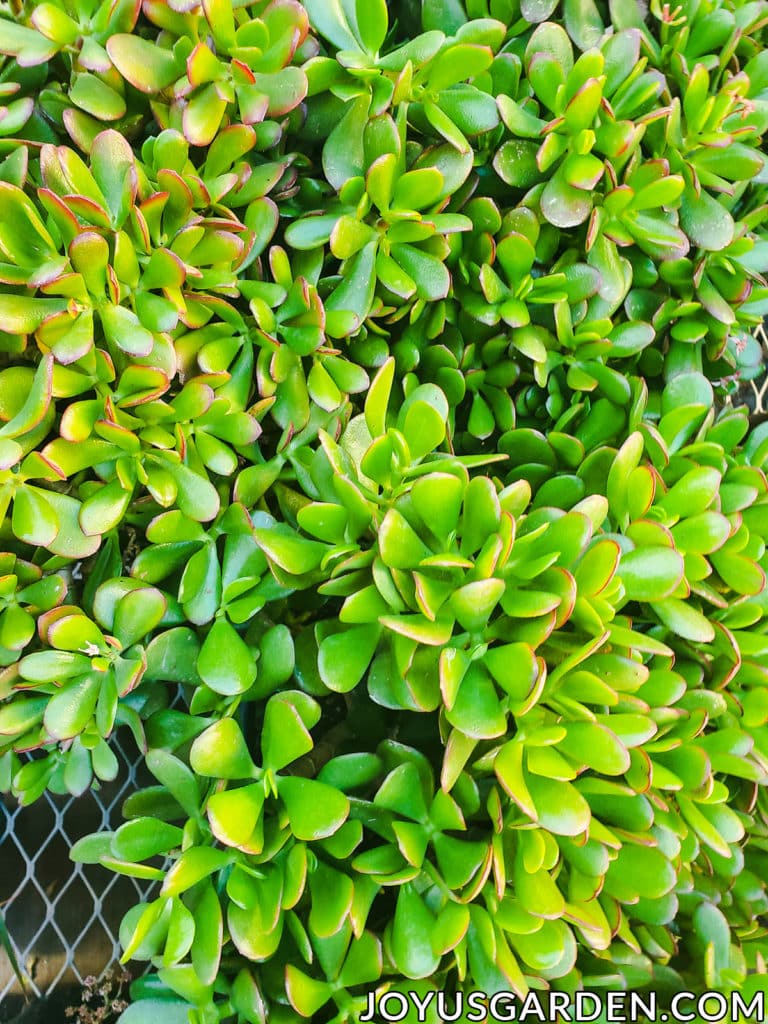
[0,729,155,1022]
[0,325,767,1023]
[747,320,768,417]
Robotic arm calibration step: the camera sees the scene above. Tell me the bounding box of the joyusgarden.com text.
[359,990,766,1023]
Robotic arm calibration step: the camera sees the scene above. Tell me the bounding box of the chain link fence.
[0,731,154,1022]
[746,321,768,417]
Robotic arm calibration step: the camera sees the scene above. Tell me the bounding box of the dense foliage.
[0,0,768,1020]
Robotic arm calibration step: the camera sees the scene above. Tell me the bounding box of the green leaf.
[391,883,440,979]
[183,84,227,147]
[485,644,539,704]
[367,153,397,214]
[253,68,308,117]
[393,168,444,212]
[323,95,369,190]
[498,96,547,139]
[528,774,591,836]
[178,542,221,626]
[521,0,558,21]
[70,74,126,121]
[277,777,350,840]
[330,215,378,260]
[677,795,733,858]
[564,77,603,133]
[541,168,593,228]
[285,966,333,1017]
[653,598,715,643]
[303,0,360,51]
[112,819,184,862]
[604,843,676,901]
[160,460,220,523]
[609,321,655,357]
[113,588,166,648]
[424,99,470,153]
[563,152,604,191]
[284,213,337,251]
[439,85,500,136]
[460,476,501,555]
[364,357,394,438]
[145,628,202,686]
[449,579,505,631]
[500,587,560,619]
[379,509,432,569]
[619,546,685,602]
[162,847,231,897]
[197,618,257,696]
[558,722,630,775]
[607,0,643,28]
[680,189,735,252]
[422,0,467,33]
[355,0,387,54]
[206,784,265,853]
[710,550,765,596]
[413,471,464,537]
[514,860,564,921]
[575,540,620,596]
[116,1001,191,1024]
[202,0,235,50]
[398,383,450,459]
[79,479,131,537]
[91,129,136,227]
[318,624,380,692]
[107,35,182,93]
[12,487,58,547]
[495,741,536,819]
[693,902,731,978]
[0,697,47,737]
[445,664,507,739]
[253,523,328,574]
[257,625,295,691]
[527,21,573,77]
[494,140,543,188]
[19,650,91,682]
[261,693,316,772]
[662,371,713,414]
[429,43,493,92]
[658,467,721,518]
[0,295,68,334]
[564,0,605,50]
[375,762,429,821]
[45,611,104,652]
[319,752,384,792]
[0,20,59,64]
[146,749,201,819]
[0,182,59,269]
[163,898,195,966]
[190,718,258,779]
[44,674,100,740]
[339,930,382,987]
[101,303,153,357]
[327,240,378,325]
[190,881,222,986]
[391,244,450,302]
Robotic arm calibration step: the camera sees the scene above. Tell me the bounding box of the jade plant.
[0,0,767,1021]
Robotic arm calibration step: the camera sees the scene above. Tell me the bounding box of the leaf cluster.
[0,0,767,1021]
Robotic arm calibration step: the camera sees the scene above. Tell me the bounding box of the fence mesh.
[747,320,768,417]
[0,730,154,1022]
